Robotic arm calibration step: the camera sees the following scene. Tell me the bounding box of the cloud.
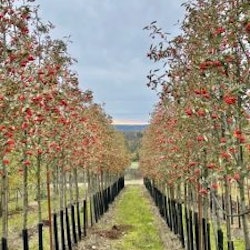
[37,0,185,123]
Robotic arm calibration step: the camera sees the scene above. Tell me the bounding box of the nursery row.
[0,1,130,249]
[140,1,250,250]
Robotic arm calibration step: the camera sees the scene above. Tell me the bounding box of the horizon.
[112,123,148,125]
[112,119,149,125]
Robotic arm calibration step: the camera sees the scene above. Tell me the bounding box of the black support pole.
[53,213,59,250]
[1,238,7,250]
[218,229,223,250]
[71,204,77,244]
[22,229,29,250]
[83,200,87,237]
[77,202,82,240]
[38,223,43,250]
[65,207,72,250]
[60,210,66,250]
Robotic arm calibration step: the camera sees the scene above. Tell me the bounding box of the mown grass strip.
[111,185,164,250]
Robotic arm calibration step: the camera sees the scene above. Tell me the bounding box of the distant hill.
[113,124,148,132]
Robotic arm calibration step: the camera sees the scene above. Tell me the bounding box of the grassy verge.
[111,185,164,250]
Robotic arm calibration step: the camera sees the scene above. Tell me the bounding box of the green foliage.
[122,131,144,161]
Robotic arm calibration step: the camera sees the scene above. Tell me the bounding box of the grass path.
[77,185,183,250]
[111,185,164,250]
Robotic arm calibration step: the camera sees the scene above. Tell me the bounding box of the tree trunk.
[213,188,221,250]
[23,163,28,230]
[59,166,64,211]
[63,169,67,209]
[73,168,79,203]
[224,178,233,250]
[69,170,73,205]
[1,164,8,243]
[239,180,250,250]
[53,164,59,212]
[36,154,42,223]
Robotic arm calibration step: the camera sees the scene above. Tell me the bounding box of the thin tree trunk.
[53,164,59,212]
[36,154,42,223]
[100,170,104,192]
[23,163,28,230]
[197,181,202,250]
[46,164,53,250]
[239,180,250,250]
[69,170,73,205]
[59,166,64,211]
[213,188,221,250]
[73,168,79,203]
[224,178,233,250]
[1,164,8,243]
[63,170,67,209]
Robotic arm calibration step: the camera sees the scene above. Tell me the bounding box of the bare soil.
[93,224,133,240]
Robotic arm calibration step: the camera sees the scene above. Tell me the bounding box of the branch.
[211,191,250,217]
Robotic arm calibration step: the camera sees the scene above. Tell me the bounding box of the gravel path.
[76,184,184,250]
[125,179,143,185]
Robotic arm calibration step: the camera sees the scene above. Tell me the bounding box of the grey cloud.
[37,0,184,123]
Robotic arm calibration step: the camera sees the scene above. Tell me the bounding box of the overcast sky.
[37,1,185,124]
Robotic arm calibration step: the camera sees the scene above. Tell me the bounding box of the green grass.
[130,161,139,169]
[111,185,164,250]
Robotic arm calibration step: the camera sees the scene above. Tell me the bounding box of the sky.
[36,1,185,124]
